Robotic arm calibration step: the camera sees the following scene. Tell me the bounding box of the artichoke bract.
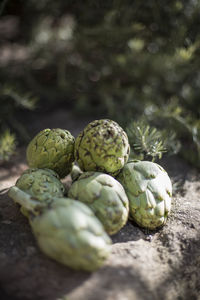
[117,160,172,229]
[26,128,75,178]
[74,119,130,176]
[70,164,83,182]
[68,172,129,235]
[30,197,112,271]
[15,168,65,216]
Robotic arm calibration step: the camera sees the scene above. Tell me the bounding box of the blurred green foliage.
[0,0,200,165]
[0,85,37,162]
[0,130,16,162]
[126,120,181,162]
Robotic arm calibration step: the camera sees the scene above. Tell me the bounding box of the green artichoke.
[15,168,65,216]
[26,128,75,178]
[117,160,172,229]
[68,172,129,235]
[74,119,130,176]
[8,186,50,216]
[30,197,111,271]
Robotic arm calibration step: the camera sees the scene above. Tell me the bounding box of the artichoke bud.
[30,197,112,271]
[74,119,130,176]
[68,171,129,235]
[26,128,75,178]
[15,168,65,216]
[117,161,172,229]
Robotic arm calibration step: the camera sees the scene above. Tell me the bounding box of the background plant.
[0,0,199,166]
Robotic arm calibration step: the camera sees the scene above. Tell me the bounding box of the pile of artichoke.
[8,119,172,271]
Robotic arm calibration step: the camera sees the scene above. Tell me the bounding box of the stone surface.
[0,111,200,300]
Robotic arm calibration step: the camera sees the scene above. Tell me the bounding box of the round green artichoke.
[74,119,130,176]
[68,172,129,235]
[30,197,112,271]
[15,168,65,216]
[26,128,75,178]
[117,160,172,229]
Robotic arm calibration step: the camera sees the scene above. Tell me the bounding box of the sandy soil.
[0,110,200,300]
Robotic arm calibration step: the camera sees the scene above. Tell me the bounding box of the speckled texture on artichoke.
[68,172,129,235]
[26,128,75,178]
[74,119,130,176]
[117,160,172,229]
[15,168,65,216]
[30,197,112,271]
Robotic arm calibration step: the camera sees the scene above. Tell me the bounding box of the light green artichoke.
[26,128,75,178]
[68,172,129,235]
[30,197,111,271]
[74,119,130,176]
[15,168,65,216]
[117,160,172,229]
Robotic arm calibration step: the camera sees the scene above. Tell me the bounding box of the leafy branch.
[126,120,180,162]
[1,85,37,110]
[0,85,37,162]
[0,130,16,162]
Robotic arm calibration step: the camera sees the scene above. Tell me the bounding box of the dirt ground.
[0,110,200,300]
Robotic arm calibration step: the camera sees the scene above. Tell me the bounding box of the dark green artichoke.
[15,168,65,216]
[26,128,75,178]
[30,197,112,271]
[117,160,172,229]
[68,172,129,235]
[74,119,130,176]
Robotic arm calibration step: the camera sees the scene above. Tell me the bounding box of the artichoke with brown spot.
[74,119,130,176]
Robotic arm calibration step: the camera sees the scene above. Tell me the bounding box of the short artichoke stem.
[8,186,45,214]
